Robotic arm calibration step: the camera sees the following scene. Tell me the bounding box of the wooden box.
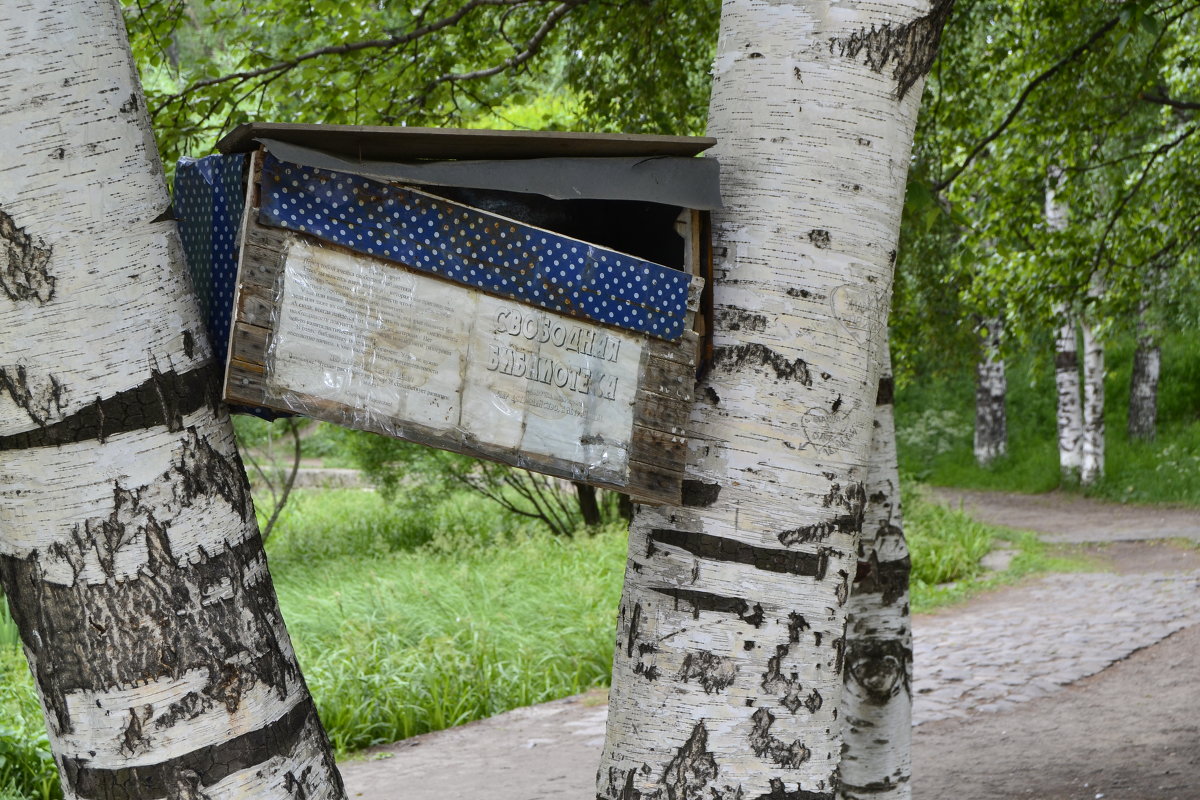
[176,125,718,504]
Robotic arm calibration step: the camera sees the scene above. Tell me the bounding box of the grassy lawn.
[896,330,1200,506]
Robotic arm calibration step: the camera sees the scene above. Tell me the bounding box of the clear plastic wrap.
[262,238,645,485]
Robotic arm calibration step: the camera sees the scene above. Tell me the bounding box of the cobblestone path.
[912,569,1200,725]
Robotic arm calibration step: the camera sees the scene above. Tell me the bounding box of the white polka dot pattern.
[257,153,691,342]
[174,153,246,357]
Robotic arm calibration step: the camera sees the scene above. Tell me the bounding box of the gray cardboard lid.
[217,123,716,160]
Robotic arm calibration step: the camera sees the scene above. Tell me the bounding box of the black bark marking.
[828,0,955,100]
[787,613,810,643]
[715,308,769,333]
[600,765,662,800]
[704,386,721,406]
[650,586,765,627]
[168,769,212,800]
[852,540,910,606]
[844,638,910,705]
[661,722,719,800]
[0,431,275,736]
[749,708,811,768]
[61,699,325,800]
[875,375,894,406]
[119,92,139,114]
[0,365,66,427]
[830,395,842,413]
[1055,349,1078,371]
[171,426,252,522]
[676,651,737,693]
[680,480,721,507]
[777,483,866,546]
[183,330,196,359]
[712,343,812,386]
[627,602,643,658]
[0,206,54,304]
[752,779,833,800]
[283,766,313,799]
[786,288,812,299]
[763,645,806,713]
[650,529,834,579]
[634,662,661,681]
[807,230,831,249]
[0,364,219,451]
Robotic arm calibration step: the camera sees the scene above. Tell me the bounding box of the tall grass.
[264,489,626,756]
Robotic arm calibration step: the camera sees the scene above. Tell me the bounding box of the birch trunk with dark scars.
[1128,300,1159,441]
[1080,322,1105,486]
[1046,170,1083,482]
[838,346,911,800]
[0,3,345,799]
[596,1,949,797]
[1054,314,1084,483]
[973,318,1006,467]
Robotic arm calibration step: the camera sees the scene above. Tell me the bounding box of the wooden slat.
[230,321,271,366]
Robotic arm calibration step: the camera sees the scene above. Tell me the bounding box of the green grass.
[0,645,59,800]
[904,484,1092,612]
[263,490,627,755]
[896,329,1200,505]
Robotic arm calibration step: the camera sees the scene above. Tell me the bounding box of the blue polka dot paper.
[174,153,247,358]
[257,152,692,342]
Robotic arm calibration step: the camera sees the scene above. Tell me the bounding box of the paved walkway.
[338,491,1200,799]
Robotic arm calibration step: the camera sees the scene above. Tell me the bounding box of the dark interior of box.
[417,185,687,274]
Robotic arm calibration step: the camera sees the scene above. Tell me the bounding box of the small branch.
[150,0,548,116]
[1140,92,1200,111]
[261,420,303,543]
[933,10,1125,192]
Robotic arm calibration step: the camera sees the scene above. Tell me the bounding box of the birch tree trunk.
[1053,313,1084,483]
[1128,299,1159,441]
[972,318,1006,467]
[1046,169,1083,482]
[838,345,910,800]
[0,3,345,799]
[1080,322,1105,486]
[596,1,950,797]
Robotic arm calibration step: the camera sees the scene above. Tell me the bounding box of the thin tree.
[0,3,345,798]
[596,1,952,796]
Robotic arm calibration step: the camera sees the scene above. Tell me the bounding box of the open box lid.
[216,124,723,211]
[217,122,717,160]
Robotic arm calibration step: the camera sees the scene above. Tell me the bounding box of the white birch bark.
[972,318,1006,467]
[1046,168,1083,481]
[1080,321,1105,486]
[1053,311,1083,482]
[0,2,345,798]
[596,2,949,797]
[838,344,910,800]
[1128,298,1159,441]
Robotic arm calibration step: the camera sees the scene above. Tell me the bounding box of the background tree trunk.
[973,318,1007,467]
[838,344,911,800]
[1128,299,1159,441]
[1054,313,1084,483]
[596,1,949,797]
[0,3,345,798]
[1080,321,1105,486]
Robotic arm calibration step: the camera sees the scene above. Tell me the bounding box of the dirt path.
[930,487,1200,543]
[338,491,1200,800]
